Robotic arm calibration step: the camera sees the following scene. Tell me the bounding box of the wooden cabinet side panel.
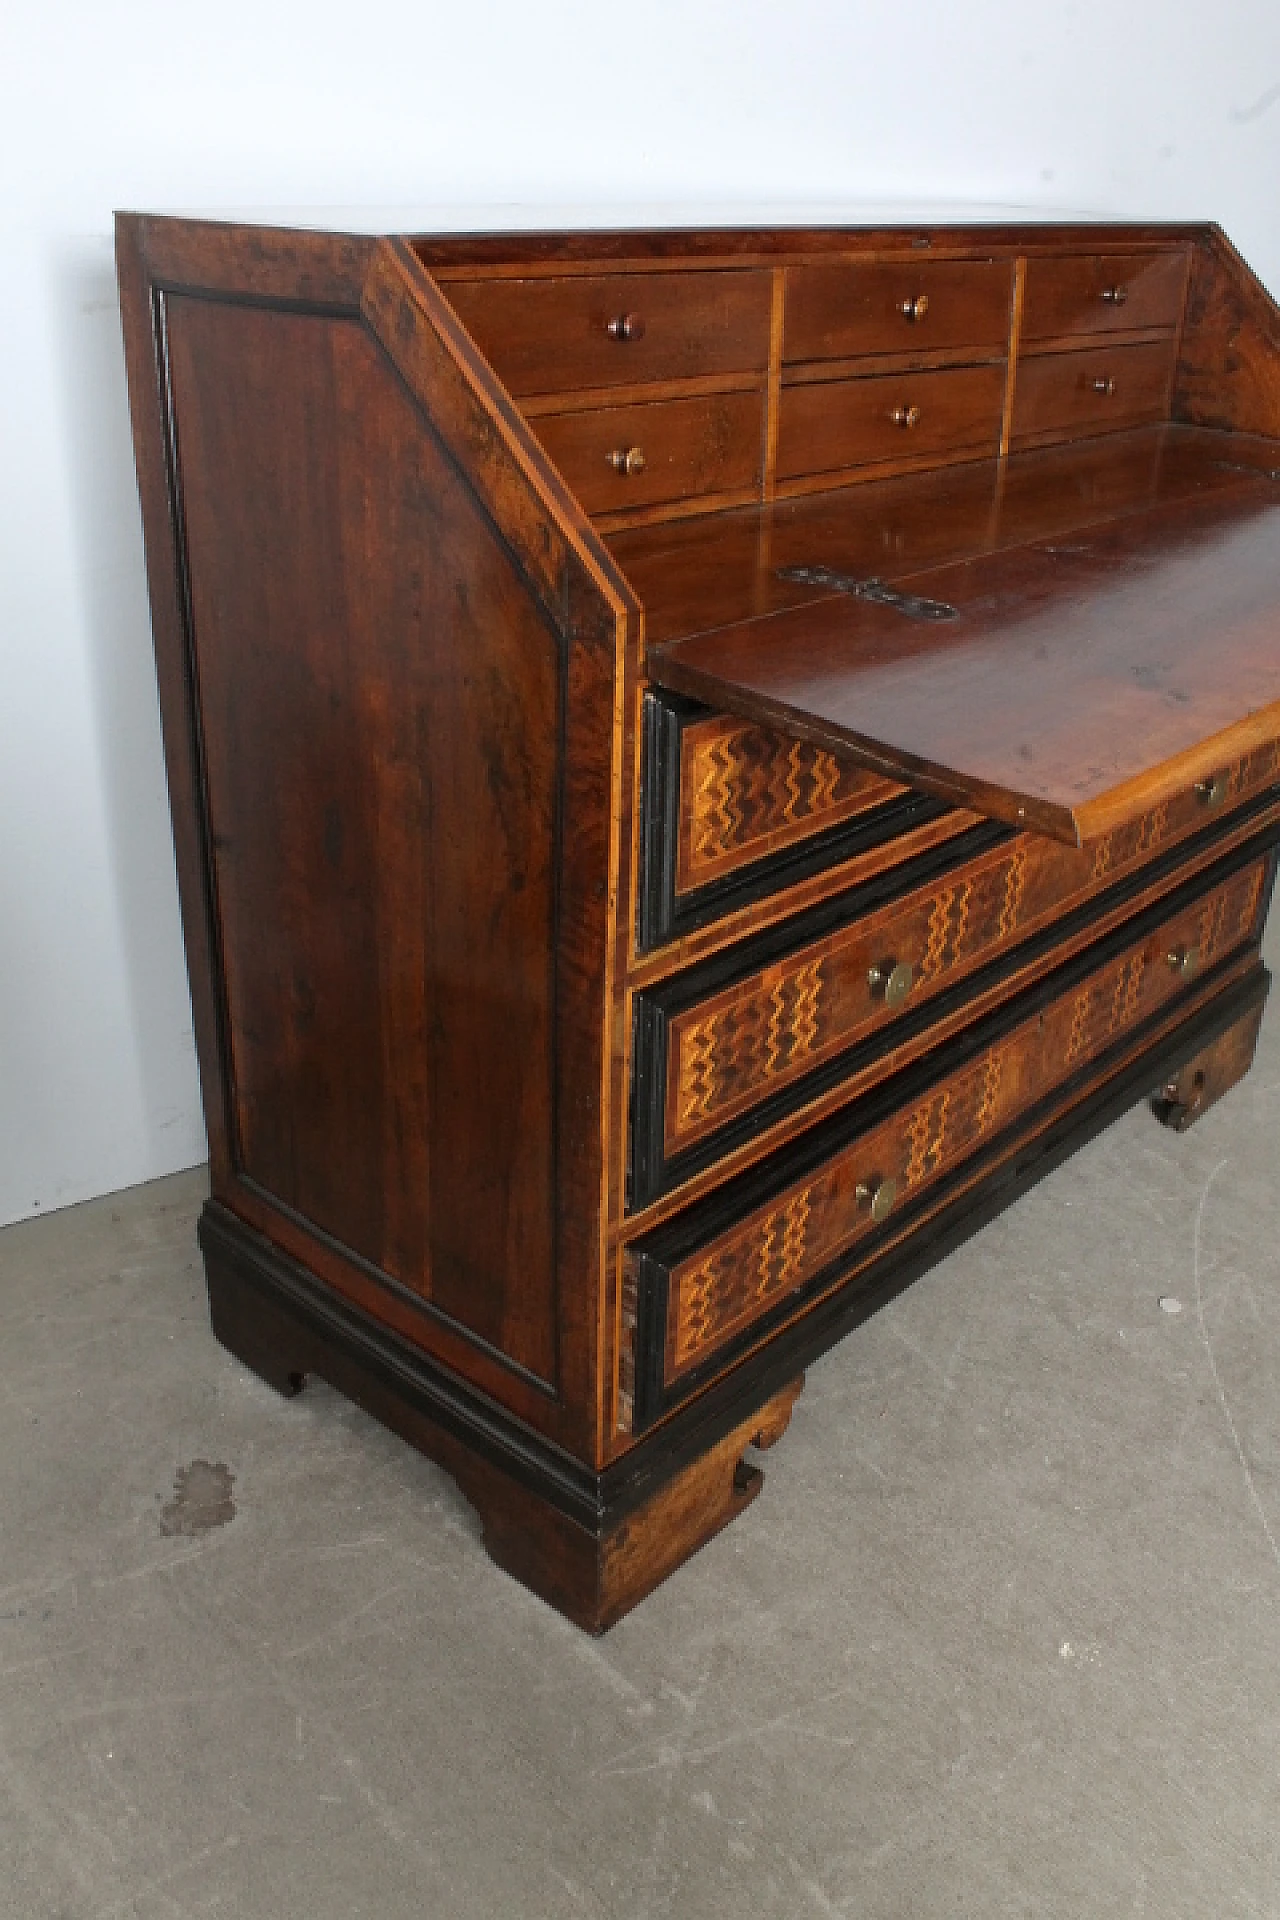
[1174,228,1280,441]
[361,241,640,1460]
[117,222,637,1454]
[162,294,563,1386]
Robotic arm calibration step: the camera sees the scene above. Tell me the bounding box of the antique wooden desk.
[117,212,1280,1629]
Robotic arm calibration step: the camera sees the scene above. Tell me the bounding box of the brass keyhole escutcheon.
[891,405,922,429]
[606,312,646,341]
[868,959,914,1008]
[1093,376,1116,396]
[1166,944,1201,980]
[857,1175,898,1225]
[1195,774,1228,809]
[900,293,930,322]
[608,446,647,476]
[1101,285,1129,305]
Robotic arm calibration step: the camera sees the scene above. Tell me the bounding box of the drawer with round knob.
[1020,250,1190,344]
[777,362,1006,481]
[1011,339,1178,448]
[444,269,773,397]
[784,260,1014,365]
[533,389,764,515]
[629,746,1280,1206]
[625,847,1273,1418]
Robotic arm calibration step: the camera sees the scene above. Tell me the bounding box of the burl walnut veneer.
[116,212,1280,1630]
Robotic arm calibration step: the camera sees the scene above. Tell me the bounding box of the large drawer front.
[638,690,966,950]
[784,260,1013,364]
[632,748,1280,1200]
[445,270,773,397]
[535,390,763,514]
[628,849,1272,1417]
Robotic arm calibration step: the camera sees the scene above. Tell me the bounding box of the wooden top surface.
[649,458,1280,845]
[610,427,1274,644]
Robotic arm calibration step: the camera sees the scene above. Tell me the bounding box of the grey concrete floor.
[3,1027,1280,1918]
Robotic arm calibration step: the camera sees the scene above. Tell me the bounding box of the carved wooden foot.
[471,1376,807,1633]
[750,1373,806,1450]
[199,1204,806,1633]
[1152,998,1267,1132]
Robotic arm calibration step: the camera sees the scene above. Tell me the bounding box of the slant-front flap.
[649,483,1280,847]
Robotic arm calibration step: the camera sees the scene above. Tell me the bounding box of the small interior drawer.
[1020,250,1190,343]
[533,389,764,515]
[777,362,1006,480]
[626,848,1273,1421]
[784,260,1013,365]
[1011,339,1178,447]
[445,270,773,397]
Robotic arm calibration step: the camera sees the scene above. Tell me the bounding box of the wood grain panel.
[1173,229,1280,441]
[166,296,562,1382]
[1021,250,1189,341]
[785,260,1012,364]
[1012,340,1177,447]
[608,425,1273,648]
[445,270,773,396]
[777,363,1006,480]
[535,389,763,514]
[650,482,1280,847]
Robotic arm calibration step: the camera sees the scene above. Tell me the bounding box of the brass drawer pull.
[1100,285,1129,305]
[856,1175,898,1225]
[606,312,646,341]
[868,958,915,1008]
[1195,774,1228,809]
[1092,376,1116,396]
[900,293,930,323]
[607,446,647,476]
[1166,944,1201,980]
[891,404,922,429]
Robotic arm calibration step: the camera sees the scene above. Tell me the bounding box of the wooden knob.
[606,312,646,341]
[856,1175,898,1225]
[1166,944,1201,980]
[1195,774,1228,809]
[1100,285,1129,305]
[900,293,930,323]
[891,405,922,429]
[607,446,647,476]
[868,959,914,1009]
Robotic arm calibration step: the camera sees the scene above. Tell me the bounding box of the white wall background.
[1,0,1279,1227]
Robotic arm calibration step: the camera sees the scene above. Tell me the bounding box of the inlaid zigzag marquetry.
[674,958,826,1133]
[664,747,1280,1155]
[675,713,903,894]
[667,859,1268,1374]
